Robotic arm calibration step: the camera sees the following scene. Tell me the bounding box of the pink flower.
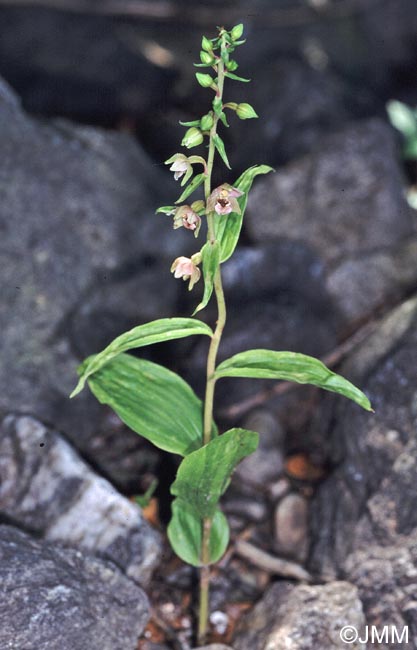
[173,205,202,237]
[171,256,201,290]
[207,183,243,215]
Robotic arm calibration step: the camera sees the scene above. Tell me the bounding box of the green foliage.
[168,500,229,566]
[85,354,211,456]
[215,349,372,411]
[168,427,257,566]
[193,241,220,314]
[71,317,212,397]
[175,172,205,203]
[171,428,258,518]
[214,164,274,263]
[213,134,231,169]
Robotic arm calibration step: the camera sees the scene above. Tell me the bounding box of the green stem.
[198,36,228,647]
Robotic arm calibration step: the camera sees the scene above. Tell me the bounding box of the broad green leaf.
[214,164,274,263]
[213,133,231,169]
[168,499,229,566]
[171,427,259,519]
[71,318,212,397]
[193,241,220,314]
[85,353,207,455]
[215,349,373,412]
[175,173,205,204]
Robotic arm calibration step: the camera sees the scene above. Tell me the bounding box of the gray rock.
[309,295,417,578]
[346,543,417,648]
[233,581,366,650]
[192,646,234,650]
[274,493,309,563]
[0,77,185,478]
[245,119,416,323]
[0,524,149,650]
[0,414,161,586]
[235,409,285,486]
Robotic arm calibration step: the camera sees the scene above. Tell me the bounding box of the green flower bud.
[196,72,214,88]
[181,127,204,149]
[200,51,214,65]
[200,112,214,131]
[226,60,238,71]
[236,103,258,120]
[201,36,213,53]
[230,24,244,41]
[191,200,206,214]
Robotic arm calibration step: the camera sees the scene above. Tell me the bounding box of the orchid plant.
[71,25,372,646]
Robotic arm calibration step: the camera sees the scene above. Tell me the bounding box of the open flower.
[173,205,202,237]
[171,256,201,291]
[207,183,244,215]
[165,153,193,185]
[164,153,207,186]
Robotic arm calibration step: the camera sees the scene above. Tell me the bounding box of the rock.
[0,414,161,586]
[234,409,285,486]
[192,646,234,650]
[0,7,174,122]
[309,295,417,579]
[274,493,309,563]
[234,581,366,650]
[0,524,149,650]
[0,76,186,479]
[245,119,416,324]
[346,542,417,646]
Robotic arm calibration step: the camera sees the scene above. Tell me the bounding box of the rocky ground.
[1,1,417,649]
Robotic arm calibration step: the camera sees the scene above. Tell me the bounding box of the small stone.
[268,478,291,502]
[235,409,285,486]
[274,493,309,563]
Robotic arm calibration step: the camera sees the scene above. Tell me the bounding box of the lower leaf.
[167,499,229,567]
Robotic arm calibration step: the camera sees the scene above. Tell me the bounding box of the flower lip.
[208,183,244,215]
[173,205,202,237]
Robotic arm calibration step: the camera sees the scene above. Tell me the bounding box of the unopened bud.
[201,36,213,53]
[200,112,214,131]
[226,60,238,71]
[200,51,214,65]
[236,103,258,120]
[196,73,215,88]
[191,200,205,214]
[181,127,204,149]
[230,24,244,41]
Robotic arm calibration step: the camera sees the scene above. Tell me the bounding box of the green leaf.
[155,206,175,215]
[213,133,231,169]
[215,350,373,412]
[85,354,208,455]
[219,111,230,128]
[193,240,220,314]
[168,499,229,566]
[214,164,274,263]
[171,427,259,519]
[175,173,205,204]
[71,317,212,397]
[179,119,200,127]
[225,72,251,82]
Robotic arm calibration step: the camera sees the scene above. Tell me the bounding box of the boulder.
[0,524,149,650]
[245,119,417,324]
[233,581,365,650]
[309,295,417,578]
[0,414,161,586]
